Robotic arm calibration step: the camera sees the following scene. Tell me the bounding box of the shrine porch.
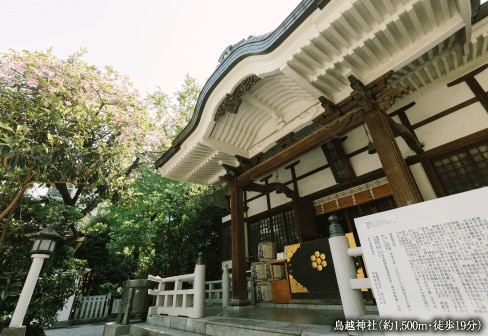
[103,302,381,336]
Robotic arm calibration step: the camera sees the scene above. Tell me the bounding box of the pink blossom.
[52,76,64,85]
[25,77,38,88]
[15,61,27,73]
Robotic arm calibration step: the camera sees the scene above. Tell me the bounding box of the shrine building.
[155,0,488,306]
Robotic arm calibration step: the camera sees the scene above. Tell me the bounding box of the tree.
[94,169,226,281]
[0,202,87,332]
[0,48,162,333]
[0,49,160,245]
[74,217,137,295]
[147,74,200,142]
[82,75,227,282]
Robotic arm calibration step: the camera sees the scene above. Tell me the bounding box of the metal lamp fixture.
[31,224,63,256]
[367,141,376,154]
[363,124,376,154]
[9,224,63,329]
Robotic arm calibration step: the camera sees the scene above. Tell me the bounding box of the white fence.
[71,292,112,320]
[205,280,225,305]
[147,263,205,318]
[204,266,255,306]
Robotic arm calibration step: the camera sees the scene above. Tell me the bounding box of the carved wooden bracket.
[348,74,409,113]
[219,164,239,184]
[319,96,337,115]
[234,155,253,171]
[313,96,341,125]
[235,154,262,171]
[348,74,422,153]
[276,132,295,150]
[387,118,424,154]
[376,86,410,113]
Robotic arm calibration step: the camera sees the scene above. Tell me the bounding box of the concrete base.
[147,315,207,334]
[102,322,130,336]
[225,304,255,311]
[228,299,251,307]
[101,303,382,336]
[132,317,342,336]
[0,326,26,336]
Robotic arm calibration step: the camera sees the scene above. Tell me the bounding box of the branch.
[81,184,108,215]
[0,171,34,222]
[125,157,140,176]
[0,209,14,248]
[55,182,82,206]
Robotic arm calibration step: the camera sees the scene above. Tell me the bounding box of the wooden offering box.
[269,260,291,304]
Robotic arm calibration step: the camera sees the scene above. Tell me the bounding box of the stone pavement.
[43,303,379,335]
[44,323,105,336]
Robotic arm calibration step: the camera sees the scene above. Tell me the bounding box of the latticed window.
[247,209,298,261]
[432,144,488,195]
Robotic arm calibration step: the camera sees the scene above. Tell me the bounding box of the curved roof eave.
[154,0,326,169]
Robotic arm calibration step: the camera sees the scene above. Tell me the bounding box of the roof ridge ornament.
[214,75,261,121]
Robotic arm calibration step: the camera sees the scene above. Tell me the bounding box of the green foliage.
[147,74,200,143]
[80,75,228,282]
[0,270,25,327]
[0,47,225,332]
[0,222,87,330]
[90,169,226,281]
[0,49,161,329]
[99,282,121,296]
[74,221,137,295]
[26,247,87,328]
[0,49,159,226]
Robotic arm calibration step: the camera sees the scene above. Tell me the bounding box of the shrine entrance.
[314,195,397,304]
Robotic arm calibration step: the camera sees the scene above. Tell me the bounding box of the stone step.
[104,305,382,336]
[104,321,201,336]
[105,317,345,336]
[130,323,201,336]
[204,317,339,336]
[145,315,346,336]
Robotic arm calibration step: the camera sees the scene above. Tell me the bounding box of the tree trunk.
[0,172,33,247]
[0,210,14,247]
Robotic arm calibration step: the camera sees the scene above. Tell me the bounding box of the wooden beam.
[246,182,297,199]
[348,75,423,206]
[237,110,365,186]
[448,64,488,112]
[365,108,423,206]
[386,117,424,154]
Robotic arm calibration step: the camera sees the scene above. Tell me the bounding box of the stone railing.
[147,255,205,318]
[205,265,256,307]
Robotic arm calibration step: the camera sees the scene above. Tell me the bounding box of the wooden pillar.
[349,74,423,207]
[292,197,318,242]
[227,178,250,305]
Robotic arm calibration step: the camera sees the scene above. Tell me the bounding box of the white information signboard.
[355,187,488,330]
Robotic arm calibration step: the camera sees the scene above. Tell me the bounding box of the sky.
[0,0,301,95]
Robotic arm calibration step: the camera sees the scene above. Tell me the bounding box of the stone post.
[193,253,206,318]
[9,254,50,328]
[222,265,229,307]
[328,215,366,320]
